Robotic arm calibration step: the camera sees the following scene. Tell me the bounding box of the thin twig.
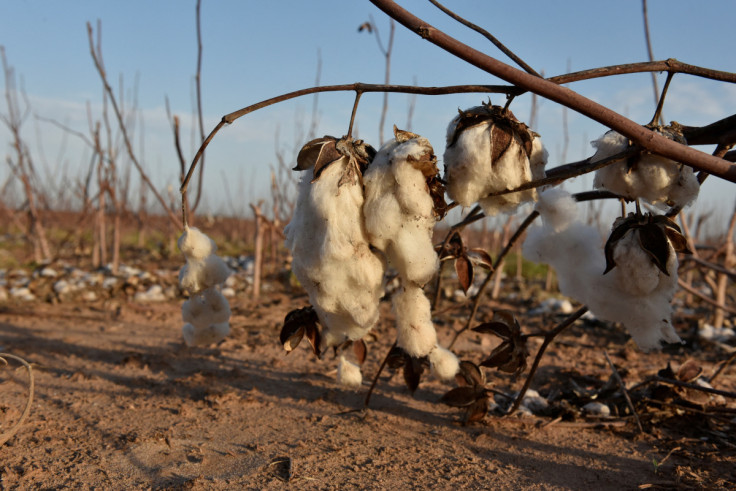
[428,0,541,77]
[448,210,540,349]
[676,279,736,315]
[654,376,736,399]
[709,351,736,385]
[369,0,736,182]
[604,351,643,433]
[505,306,589,416]
[649,72,674,127]
[642,0,662,124]
[0,353,35,447]
[191,0,206,212]
[364,341,397,408]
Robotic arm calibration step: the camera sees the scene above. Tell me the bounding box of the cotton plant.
[591,125,699,209]
[364,127,459,381]
[283,135,386,387]
[178,226,232,346]
[443,103,548,216]
[522,189,691,350]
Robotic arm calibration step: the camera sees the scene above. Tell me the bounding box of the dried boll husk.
[592,127,699,209]
[182,321,230,347]
[523,189,682,350]
[182,287,231,327]
[178,226,216,260]
[393,284,438,358]
[443,104,547,216]
[285,137,385,349]
[363,127,440,287]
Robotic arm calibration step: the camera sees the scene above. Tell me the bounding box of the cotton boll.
[178,226,215,260]
[611,229,674,297]
[337,353,363,388]
[285,155,385,347]
[428,345,460,380]
[443,108,547,216]
[182,288,231,327]
[182,322,230,347]
[178,255,231,294]
[393,284,438,358]
[523,202,682,350]
[592,130,699,208]
[363,135,439,286]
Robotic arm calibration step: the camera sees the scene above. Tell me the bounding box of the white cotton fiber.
[393,284,438,358]
[363,136,439,287]
[337,353,363,388]
[182,287,231,327]
[592,130,699,209]
[522,189,681,350]
[178,226,215,260]
[178,254,231,294]
[443,115,547,216]
[181,321,230,347]
[284,155,385,348]
[428,345,460,380]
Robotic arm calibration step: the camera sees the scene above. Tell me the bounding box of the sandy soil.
[1,288,735,490]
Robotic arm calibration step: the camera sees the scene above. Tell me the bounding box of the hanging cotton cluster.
[443,104,547,216]
[591,126,699,209]
[522,189,685,350]
[178,226,232,346]
[284,136,385,386]
[364,127,459,381]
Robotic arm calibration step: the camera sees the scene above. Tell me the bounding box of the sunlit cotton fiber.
[522,189,681,350]
[182,287,231,327]
[443,116,547,216]
[363,136,439,287]
[178,254,231,294]
[284,155,385,349]
[393,284,438,358]
[428,345,460,380]
[337,352,363,388]
[178,226,215,260]
[592,130,699,209]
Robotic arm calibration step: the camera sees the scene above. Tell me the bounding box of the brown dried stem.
[653,376,736,400]
[86,22,181,228]
[369,0,736,182]
[506,306,589,416]
[428,0,541,77]
[0,353,34,447]
[191,0,206,212]
[709,351,736,386]
[604,351,643,433]
[364,341,397,408]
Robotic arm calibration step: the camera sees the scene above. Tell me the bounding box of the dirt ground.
[1,285,735,490]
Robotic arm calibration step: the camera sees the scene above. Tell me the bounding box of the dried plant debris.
[443,103,547,216]
[436,231,493,295]
[440,361,491,423]
[386,345,430,394]
[472,310,529,377]
[592,125,699,209]
[280,307,321,357]
[178,226,232,346]
[523,189,685,350]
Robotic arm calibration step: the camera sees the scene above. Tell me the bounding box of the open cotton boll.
[337,353,363,388]
[285,155,385,347]
[443,114,547,217]
[182,288,231,327]
[592,130,699,208]
[611,230,675,297]
[523,189,681,350]
[428,345,460,380]
[178,226,215,260]
[181,322,230,347]
[178,255,231,294]
[363,136,439,286]
[393,284,438,358]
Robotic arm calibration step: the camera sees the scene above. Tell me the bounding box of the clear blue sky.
[1,1,734,227]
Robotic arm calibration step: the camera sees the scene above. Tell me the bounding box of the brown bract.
[472,310,529,376]
[603,212,692,276]
[436,231,493,295]
[386,345,430,394]
[440,360,490,423]
[294,135,376,185]
[280,307,321,358]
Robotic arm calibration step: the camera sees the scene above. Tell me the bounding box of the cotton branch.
[86,22,182,229]
[368,0,736,183]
